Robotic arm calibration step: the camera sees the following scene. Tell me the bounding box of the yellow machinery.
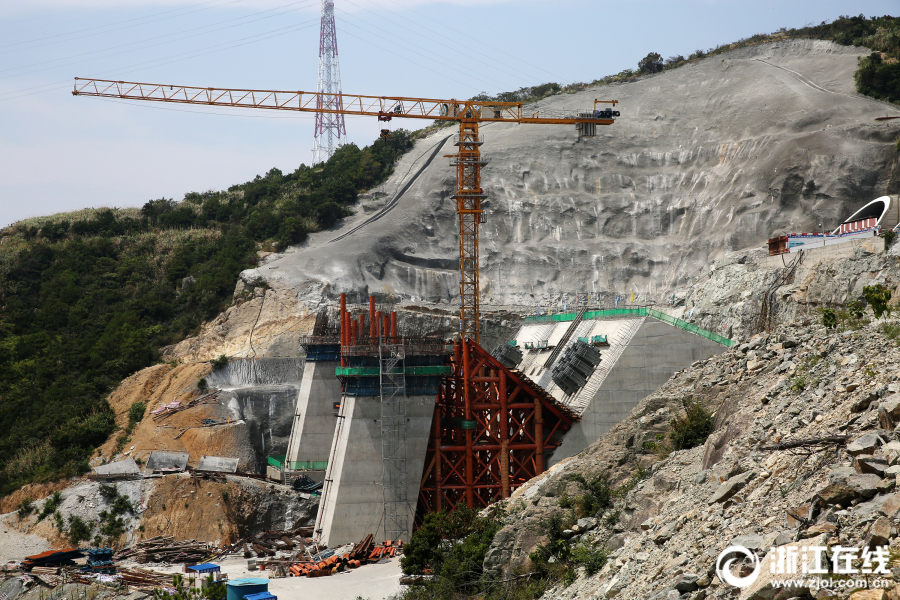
[73,79,618,342]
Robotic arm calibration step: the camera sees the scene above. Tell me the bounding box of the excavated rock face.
[243,39,899,310]
[482,317,900,599]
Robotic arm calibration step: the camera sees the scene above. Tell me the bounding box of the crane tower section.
[313,0,346,165]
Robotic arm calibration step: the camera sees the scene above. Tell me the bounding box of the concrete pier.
[315,394,435,546]
[283,360,343,480]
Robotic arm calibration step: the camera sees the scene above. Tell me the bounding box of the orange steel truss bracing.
[416,339,579,518]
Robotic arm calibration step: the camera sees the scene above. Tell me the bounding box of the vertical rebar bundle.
[313,0,347,165]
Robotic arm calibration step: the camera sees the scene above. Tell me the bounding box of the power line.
[340,0,540,90]
[337,27,479,94]
[0,0,245,53]
[0,1,317,79]
[0,19,321,102]
[335,8,519,93]
[384,0,569,83]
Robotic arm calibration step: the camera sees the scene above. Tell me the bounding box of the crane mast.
[73,78,617,342]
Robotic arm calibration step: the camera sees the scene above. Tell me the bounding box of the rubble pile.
[486,318,900,599]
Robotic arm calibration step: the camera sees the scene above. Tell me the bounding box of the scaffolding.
[380,341,408,542]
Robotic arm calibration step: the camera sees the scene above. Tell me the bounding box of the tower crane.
[73,78,618,343]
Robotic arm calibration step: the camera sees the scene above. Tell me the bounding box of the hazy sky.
[0,0,895,228]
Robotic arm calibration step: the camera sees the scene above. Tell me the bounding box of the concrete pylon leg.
[283,360,342,481]
[315,395,435,547]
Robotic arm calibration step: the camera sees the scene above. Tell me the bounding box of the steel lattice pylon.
[312,0,347,165]
[380,341,408,541]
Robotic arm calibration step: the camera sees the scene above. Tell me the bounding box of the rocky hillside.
[481,313,900,599]
[252,38,900,309]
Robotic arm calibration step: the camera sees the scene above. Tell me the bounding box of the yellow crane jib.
[72,77,620,343]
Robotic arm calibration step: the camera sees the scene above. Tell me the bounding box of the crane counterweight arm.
[72,78,614,126]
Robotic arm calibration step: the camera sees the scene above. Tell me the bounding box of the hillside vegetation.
[0,131,413,497]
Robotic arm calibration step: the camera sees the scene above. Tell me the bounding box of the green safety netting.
[523,308,733,347]
[268,456,328,471]
[335,365,453,377]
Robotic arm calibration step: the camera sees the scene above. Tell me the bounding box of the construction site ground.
[146,555,403,600]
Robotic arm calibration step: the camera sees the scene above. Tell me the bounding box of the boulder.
[576,517,597,532]
[882,441,900,465]
[654,522,677,544]
[817,474,881,505]
[804,523,837,536]
[865,516,891,548]
[848,474,883,499]
[854,455,889,476]
[878,394,900,430]
[730,534,764,551]
[674,573,699,593]
[847,433,882,456]
[761,531,794,548]
[709,471,756,504]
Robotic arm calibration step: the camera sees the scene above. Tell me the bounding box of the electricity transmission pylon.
[312,0,346,165]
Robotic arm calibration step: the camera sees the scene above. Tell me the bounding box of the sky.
[0,0,896,228]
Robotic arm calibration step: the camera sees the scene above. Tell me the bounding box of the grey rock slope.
[252,39,900,308]
[486,317,900,600]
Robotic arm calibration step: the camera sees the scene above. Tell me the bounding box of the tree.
[638,52,664,73]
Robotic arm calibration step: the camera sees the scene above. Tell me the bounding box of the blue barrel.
[225,578,269,600]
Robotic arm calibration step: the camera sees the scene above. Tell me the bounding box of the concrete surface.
[316,395,435,547]
[241,39,900,310]
[148,554,403,600]
[284,360,343,468]
[549,318,725,465]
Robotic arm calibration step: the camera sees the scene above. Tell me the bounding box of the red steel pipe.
[369,296,376,339]
[376,310,383,340]
[390,311,398,342]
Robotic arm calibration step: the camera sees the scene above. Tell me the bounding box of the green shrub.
[67,514,92,544]
[128,401,146,428]
[37,491,62,522]
[99,483,118,502]
[882,230,897,249]
[864,284,893,319]
[210,355,229,370]
[17,497,34,519]
[669,399,714,451]
[197,377,208,392]
[571,543,608,576]
[564,473,612,517]
[821,308,837,329]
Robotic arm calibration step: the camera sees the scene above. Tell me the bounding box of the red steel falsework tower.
[312,0,346,165]
[416,339,579,517]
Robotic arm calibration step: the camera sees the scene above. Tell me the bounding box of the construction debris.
[116,536,210,564]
